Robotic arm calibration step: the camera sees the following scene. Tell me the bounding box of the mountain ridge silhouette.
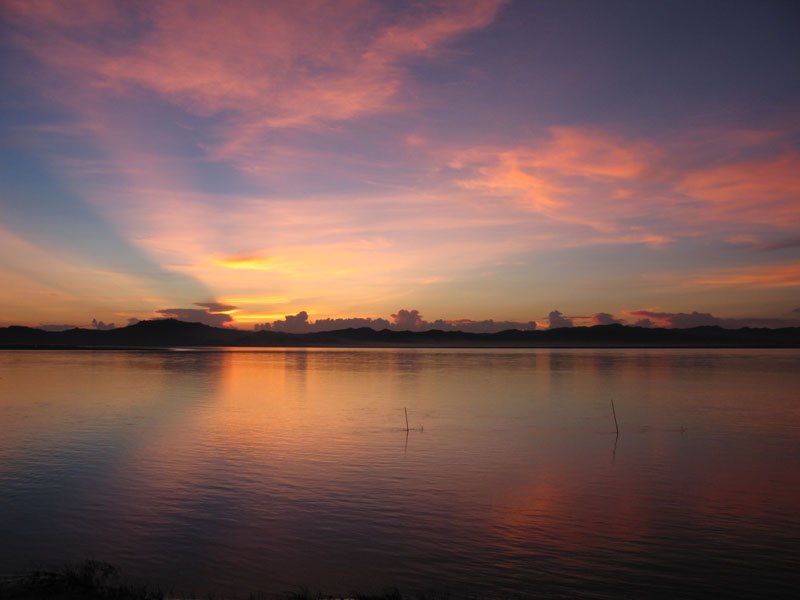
[2,318,799,348]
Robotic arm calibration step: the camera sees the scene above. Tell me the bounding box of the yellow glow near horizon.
[2,1,799,329]
[214,256,275,271]
[223,296,293,306]
[232,314,294,323]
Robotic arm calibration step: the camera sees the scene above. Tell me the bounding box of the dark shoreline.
[0,561,445,600]
[2,319,800,349]
[2,344,800,351]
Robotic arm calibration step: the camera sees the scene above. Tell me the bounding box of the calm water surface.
[1,349,799,598]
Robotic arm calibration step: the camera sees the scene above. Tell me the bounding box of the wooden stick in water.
[611,398,620,436]
[404,407,410,432]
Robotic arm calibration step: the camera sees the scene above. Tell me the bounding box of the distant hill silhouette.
[1,319,799,348]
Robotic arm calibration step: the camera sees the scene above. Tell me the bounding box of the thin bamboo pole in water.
[611,398,620,436]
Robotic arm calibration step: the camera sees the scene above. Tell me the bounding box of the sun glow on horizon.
[0,0,798,330]
[214,256,276,271]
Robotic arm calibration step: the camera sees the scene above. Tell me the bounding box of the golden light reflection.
[3,350,800,590]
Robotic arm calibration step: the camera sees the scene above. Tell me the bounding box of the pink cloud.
[447,128,670,236]
[676,154,800,227]
[444,123,800,244]
[687,262,800,289]
[646,262,800,290]
[6,0,505,162]
[531,127,658,180]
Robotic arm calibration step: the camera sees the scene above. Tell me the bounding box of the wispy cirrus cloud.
[2,2,798,328]
[442,124,800,246]
[675,153,800,227]
[726,235,800,252]
[686,262,800,289]
[449,127,660,230]
[5,0,506,163]
[644,261,800,291]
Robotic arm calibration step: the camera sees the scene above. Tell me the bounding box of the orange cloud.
[532,126,658,179]
[687,262,800,289]
[446,124,800,243]
[449,128,667,235]
[676,153,800,227]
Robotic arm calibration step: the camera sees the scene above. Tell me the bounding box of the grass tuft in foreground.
[0,560,163,600]
[287,589,451,600]
[0,561,458,600]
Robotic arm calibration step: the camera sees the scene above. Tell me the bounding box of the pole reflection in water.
[1,348,799,598]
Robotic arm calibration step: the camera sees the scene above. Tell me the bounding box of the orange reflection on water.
[1,348,799,597]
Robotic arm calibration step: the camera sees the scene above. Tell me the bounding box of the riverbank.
[3,319,800,348]
[0,561,448,600]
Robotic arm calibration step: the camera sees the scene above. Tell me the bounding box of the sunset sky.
[1,0,799,331]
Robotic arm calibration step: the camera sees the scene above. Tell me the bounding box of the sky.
[1,0,799,331]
